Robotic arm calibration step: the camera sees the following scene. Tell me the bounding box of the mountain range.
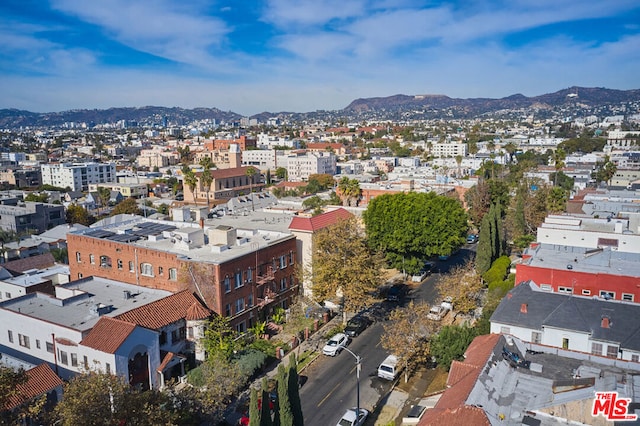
[1,86,639,129]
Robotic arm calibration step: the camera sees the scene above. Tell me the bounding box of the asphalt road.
[299,243,477,425]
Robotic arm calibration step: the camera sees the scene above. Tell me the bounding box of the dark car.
[386,284,407,302]
[344,316,370,337]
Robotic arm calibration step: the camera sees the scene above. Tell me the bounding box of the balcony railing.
[256,266,275,285]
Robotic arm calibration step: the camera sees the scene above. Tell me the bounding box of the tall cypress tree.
[260,377,273,426]
[287,353,304,425]
[476,211,493,275]
[277,364,293,426]
[249,387,260,426]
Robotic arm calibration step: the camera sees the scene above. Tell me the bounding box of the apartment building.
[66,217,298,332]
[41,162,116,191]
[182,166,264,205]
[286,151,337,182]
[431,141,467,158]
[0,168,42,188]
[0,201,65,234]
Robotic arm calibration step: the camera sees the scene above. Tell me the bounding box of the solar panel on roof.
[106,234,141,243]
[86,230,115,239]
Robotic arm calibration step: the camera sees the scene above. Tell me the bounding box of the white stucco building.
[41,162,116,191]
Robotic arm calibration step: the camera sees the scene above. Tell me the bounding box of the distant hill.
[0,106,243,129]
[343,87,640,115]
[1,87,639,129]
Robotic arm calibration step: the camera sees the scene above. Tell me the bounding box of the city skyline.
[1,0,639,116]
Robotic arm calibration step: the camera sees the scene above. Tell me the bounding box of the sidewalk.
[225,314,343,425]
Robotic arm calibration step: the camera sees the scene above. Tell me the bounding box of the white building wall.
[536,226,640,253]
[0,306,84,378]
[0,283,27,301]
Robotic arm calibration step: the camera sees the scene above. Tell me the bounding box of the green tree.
[50,247,68,264]
[24,193,49,203]
[287,353,303,426]
[311,217,384,320]
[202,315,237,361]
[0,365,28,416]
[336,177,361,207]
[430,325,477,371]
[592,156,617,186]
[552,148,566,186]
[276,364,293,426]
[476,212,493,275]
[183,169,198,205]
[249,387,260,426]
[260,377,273,426]
[199,157,214,208]
[96,186,111,211]
[275,167,287,180]
[363,192,468,274]
[65,204,95,226]
[302,195,325,211]
[110,198,142,216]
[52,371,183,426]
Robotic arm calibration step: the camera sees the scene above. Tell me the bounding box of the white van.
[377,355,399,380]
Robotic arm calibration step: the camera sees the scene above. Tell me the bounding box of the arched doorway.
[128,351,149,390]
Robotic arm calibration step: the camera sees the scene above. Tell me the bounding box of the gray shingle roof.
[491,281,640,351]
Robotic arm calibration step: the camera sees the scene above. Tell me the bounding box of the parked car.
[336,407,369,426]
[344,316,370,337]
[386,283,407,302]
[377,354,400,380]
[466,234,478,243]
[322,332,349,356]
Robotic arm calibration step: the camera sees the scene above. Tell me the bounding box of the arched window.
[140,263,154,277]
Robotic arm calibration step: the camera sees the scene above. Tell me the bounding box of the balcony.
[256,266,275,285]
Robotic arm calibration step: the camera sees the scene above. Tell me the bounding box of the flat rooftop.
[1,265,69,288]
[522,243,640,277]
[71,216,296,263]
[0,277,171,332]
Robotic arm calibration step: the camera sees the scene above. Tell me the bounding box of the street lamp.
[342,347,362,421]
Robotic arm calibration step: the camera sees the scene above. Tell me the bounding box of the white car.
[322,332,349,356]
[336,407,369,426]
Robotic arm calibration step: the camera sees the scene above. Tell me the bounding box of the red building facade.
[67,224,298,332]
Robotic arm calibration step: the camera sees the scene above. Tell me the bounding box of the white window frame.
[235,298,245,314]
[591,342,603,355]
[169,268,178,281]
[531,331,541,344]
[558,286,573,294]
[622,293,634,302]
[540,284,552,292]
[140,263,154,277]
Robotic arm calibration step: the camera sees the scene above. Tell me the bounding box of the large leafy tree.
[202,315,238,361]
[363,192,468,274]
[110,198,142,216]
[430,325,477,371]
[65,204,95,226]
[380,301,436,382]
[311,217,384,318]
[52,372,184,426]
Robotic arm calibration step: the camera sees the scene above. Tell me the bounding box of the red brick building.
[515,243,640,303]
[67,218,298,332]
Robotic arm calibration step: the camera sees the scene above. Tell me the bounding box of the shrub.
[250,338,279,358]
[235,349,269,379]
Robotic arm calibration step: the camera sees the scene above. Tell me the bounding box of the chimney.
[507,293,513,299]
[601,317,610,328]
[520,303,528,314]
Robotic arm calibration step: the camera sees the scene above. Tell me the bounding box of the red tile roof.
[80,317,137,354]
[4,364,63,410]
[288,208,353,232]
[418,333,499,426]
[419,406,490,426]
[115,291,210,329]
[186,301,211,321]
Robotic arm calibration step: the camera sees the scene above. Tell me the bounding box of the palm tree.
[183,169,198,206]
[337,177,361,207]
[455,155,463,177]
[552,148,566,186]
[199,156,214,208]
[246,167,257,211]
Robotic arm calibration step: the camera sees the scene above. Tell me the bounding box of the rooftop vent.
[601,317,611,329]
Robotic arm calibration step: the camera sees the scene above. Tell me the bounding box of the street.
[300,243,477,425]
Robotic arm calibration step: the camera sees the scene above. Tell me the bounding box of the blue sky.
[1,0,639,116]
